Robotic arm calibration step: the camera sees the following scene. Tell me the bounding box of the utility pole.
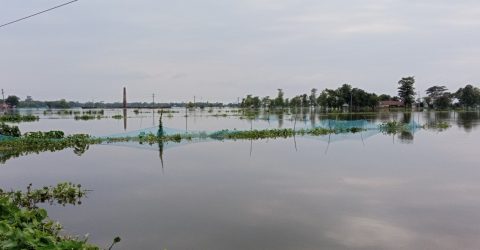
[152,93,155,108]
[1,89,4,103]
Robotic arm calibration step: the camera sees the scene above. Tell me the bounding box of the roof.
[379,100,404,106]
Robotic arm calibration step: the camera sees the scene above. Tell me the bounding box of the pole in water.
[123,87,127,109]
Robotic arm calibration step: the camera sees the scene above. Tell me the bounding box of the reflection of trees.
[398,131,414,144]
[276,110,284,128]
[310,109,316,128]
[456,112,480,132]
[401,113,412,124]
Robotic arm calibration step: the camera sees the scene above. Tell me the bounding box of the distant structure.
[123,87,127,108]
[378,100,404,108]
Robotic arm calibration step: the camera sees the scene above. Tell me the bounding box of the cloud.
[326,216,414,249]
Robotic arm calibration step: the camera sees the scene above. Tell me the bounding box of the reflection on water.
[1,109,480,249]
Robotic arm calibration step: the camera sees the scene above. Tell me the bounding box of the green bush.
[0,123,21,137]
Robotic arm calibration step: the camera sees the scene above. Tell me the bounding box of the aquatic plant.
[0,183,120,249]
[0,133,97,163]
[74,114,102,120]
[0,114,39,123]
[111,115,123,119]
[82,110,104,115]
[23,131,65,139]
[209,127,364,140]
[0,123,21,137]
[1,183,86,209]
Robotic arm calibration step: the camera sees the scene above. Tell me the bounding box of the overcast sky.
[1,0,479,102]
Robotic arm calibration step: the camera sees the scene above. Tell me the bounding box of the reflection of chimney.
[123,87,127,108]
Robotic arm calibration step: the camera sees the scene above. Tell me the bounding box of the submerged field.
[1,108,480,249]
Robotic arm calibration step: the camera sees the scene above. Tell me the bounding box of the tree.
[425,85,448,108]
[455,85,480,108]
[273,89,285,107]
[301,94,309,107]
[5,95,20,107]
[261,96,271,108]
[426,86,447,99]
[338,84,352,106]
[309,88,317,106]
[378,94,392,101]
[434,93,453,109]
[398,77,416,108]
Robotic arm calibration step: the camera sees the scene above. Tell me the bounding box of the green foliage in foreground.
[0,114,39,123]
[0,183,107,250]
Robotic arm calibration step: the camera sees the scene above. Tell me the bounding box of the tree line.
[241,77,480,110]
[2,77,480,110]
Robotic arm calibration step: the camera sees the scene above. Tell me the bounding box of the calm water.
[2,109,480,249]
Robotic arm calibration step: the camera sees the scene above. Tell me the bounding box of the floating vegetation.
[157,109,179,114]
[23,131,65,139]
[43,110,75,115]
[0,114,39,123]
[210,127,364,140]
[111,115,123,119]
[0,183,120,249]
[1,182,87,209]
[0,133,96,163]
[74,114,102,120]
[0,123,21,138]
[82,109,104,115]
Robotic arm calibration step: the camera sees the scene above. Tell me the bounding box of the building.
[378,100,405,108]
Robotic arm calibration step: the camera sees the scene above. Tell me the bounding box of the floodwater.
[2,109,480,250]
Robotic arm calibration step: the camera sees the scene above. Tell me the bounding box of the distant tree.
[426,86,447,99]
[241,95,261,108]
[378,94,392,101]
[455,85,480,108]
[338,84,352,106]
[301,94,309,107]
[434,93,453,109]
[398,77,416,108]
[273,89,285,107]
[289,95,302,107]
[261,96,271,108]
[5,95,20,107]
[309,88,317,106]
[425,85,448,108]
